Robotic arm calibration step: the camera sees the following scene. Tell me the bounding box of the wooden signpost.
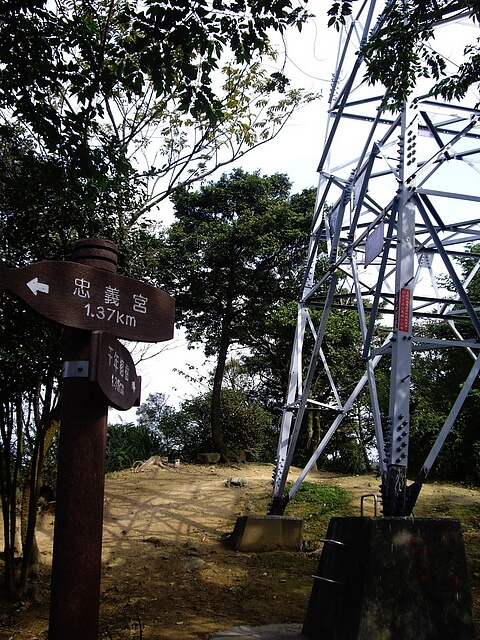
[90,331,141,410]
[0,258,174,342]
[0,238,175,640]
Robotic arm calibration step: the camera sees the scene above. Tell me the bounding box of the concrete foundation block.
[303,517,475,640]
[231,515,303,552]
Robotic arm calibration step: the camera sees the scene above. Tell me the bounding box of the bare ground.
[1,462,480,639]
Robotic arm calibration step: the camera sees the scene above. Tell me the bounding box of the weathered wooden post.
[49,238,118,640]
[0,238,174,639]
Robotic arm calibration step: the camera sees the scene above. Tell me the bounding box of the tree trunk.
[1,489,17,599]
[19,441,43,596]
[355,408,373,473]
[211,324,230,462]
[306,410,321,469]
[210,261,236,462]
[19,384,57,598]
[0,398,23,599]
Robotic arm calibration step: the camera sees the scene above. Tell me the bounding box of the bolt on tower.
[270,0,480,516]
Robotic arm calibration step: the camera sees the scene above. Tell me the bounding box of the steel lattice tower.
[270,0,480,516]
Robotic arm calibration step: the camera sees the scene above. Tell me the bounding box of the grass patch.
[286,482,355,549]
[289,482,350,510]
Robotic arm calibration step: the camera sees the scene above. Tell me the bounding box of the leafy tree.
[287,306,379,472]
[0,122,157,598]
[135,392,214,462]
[135,392,181,456]
[0,121,167,598]
[1,0,311,136]
[162,394,213,461]
[239,185,325,413]
[213,388,276,461]
[410,328,480,484]
[0,0,315,220]
[162,170,314,459]
[0,0,315,599]
[408,245,480,483]
[329,1,480,109]
[0,127,69,598]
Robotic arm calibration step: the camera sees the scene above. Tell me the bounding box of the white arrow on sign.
[27,277,50,296]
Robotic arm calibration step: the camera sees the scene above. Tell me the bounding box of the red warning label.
[397,287,412,333]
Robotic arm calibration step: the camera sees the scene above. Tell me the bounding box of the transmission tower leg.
[381,103,417,516]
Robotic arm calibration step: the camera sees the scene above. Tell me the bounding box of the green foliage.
[0,0,310,137]
[167,394,214,460]
[331,1,480,109]
[327,1,353,30]
[409,245,480,484]
[0,0,315,218]
[322,424,373,475]
[288,305,377,472]
[136,392,174,433]
[238,300,299,413]
[433,42,480,101]
[0,0,314,601]
[161,169,314,457]
[361,1,441,108]
[286,481,354,547]
[106,422,163,472]
[289,482,350,512]
[136,392,192,456]
[165,169,313,354]
[0,121,167,600]
[135,388,276,463]
[216,388,277,461]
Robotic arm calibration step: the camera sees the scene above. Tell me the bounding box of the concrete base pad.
[303,517,475,640]
[230,515,303,551]
[209,623,305,638]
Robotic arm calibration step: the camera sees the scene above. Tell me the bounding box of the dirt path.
[2,463,480,639]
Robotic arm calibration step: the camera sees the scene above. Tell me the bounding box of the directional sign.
[89,332,141,410]
[0,259,174,342]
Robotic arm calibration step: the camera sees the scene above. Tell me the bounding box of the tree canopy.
[0,0,315,600]
[1,0,311,135]
[0,0,315,222]
[330,0,480,108]
[161,169,315,458]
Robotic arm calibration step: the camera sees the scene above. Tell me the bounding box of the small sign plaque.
[89,332,141,410]
[396,287,412,333]
[0,259,174,342]
[365,222,384,267]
